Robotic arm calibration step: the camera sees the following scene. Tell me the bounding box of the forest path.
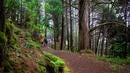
[43,48,115,73]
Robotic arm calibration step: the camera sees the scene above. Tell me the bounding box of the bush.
[97,56,130,65]
[111,42,127,58]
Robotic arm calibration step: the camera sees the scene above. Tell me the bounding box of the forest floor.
[43,47,130,73]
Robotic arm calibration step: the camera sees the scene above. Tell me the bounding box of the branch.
[89,21,125,32]
[63,0,79,9]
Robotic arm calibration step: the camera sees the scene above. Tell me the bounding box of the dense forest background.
[0,0,130,73]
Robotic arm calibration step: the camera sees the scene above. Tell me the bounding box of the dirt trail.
[43,48,130,73]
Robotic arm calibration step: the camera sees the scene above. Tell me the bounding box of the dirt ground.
[44,48,130,73]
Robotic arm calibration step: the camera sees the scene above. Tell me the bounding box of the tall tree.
[79,0,90,50]
[69,0,73,51]
[60,0,64,50]
[65,0,70,50]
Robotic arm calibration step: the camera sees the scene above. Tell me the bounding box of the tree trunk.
[60,0,64,50]
[0,0,5,32]
[79,0,90,50]
[0,0,6,63]
[123,0,127,58]
[101,31,105,56]
[69,0,73,51]
[53,15,59,49]
[95,29,101,54]
[65,0,70,50]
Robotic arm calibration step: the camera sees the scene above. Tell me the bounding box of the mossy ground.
[0,24,69,73]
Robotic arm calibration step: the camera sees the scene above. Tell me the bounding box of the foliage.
[97,56,130,70]
[5,0,20,9]
[112,42,124,52]
[45,0,63,15]
[37,60,46,73]
[1,58,14,73]
[23,39,40,49]
[37,60,45,66]
[6,20,16,46]
[110,42,127,58]
[45,0,63,39]
[23,41,34,48]
[97,56,130,65]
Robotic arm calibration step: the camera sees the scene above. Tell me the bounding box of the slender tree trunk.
[79,0,90,50]
[69,0,73,51]
[53,15,59,49]
[95,29,101,54]
[101,30,105,56]
[60,0,64,50]
[20,0,22,25]
[45,27,47,37]
[124,0,127,58]
[65,1,70,50]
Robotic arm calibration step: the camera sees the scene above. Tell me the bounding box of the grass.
[111,64,123,70]
[97,56,130,70]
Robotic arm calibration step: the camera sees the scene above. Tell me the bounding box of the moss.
[37,60,45,66]
[38,66,46,73]
[6,22,14,36]
[5,20,17,47]
[0,32,7,46]
[43,52,69,73]
[37,60,46,73]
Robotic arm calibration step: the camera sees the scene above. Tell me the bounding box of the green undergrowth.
[43,52,69,73]
[23,40,40,49]
[37,60,46,73]
[97,56,130,70]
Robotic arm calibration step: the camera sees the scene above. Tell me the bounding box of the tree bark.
[0,0,5,32]
[79,0,90,50]
[69,0,73,51]
[65,0,70,50]
[0,0,6,63]
[101,30,105,56]
[52,14,59,49]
